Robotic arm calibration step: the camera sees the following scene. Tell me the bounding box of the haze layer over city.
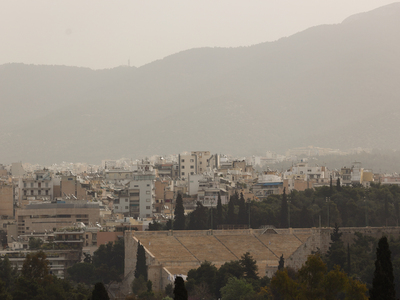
[1,1,400,165]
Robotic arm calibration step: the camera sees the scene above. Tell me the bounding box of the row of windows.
[181,172,195,176]
[23,182,49,188]
[181,165,195,169]
[24,190,49,196]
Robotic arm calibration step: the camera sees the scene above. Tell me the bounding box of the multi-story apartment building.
[0,181,14,218]
[17,169,54,205]
[60,175,90,200]
[178,151,211,180]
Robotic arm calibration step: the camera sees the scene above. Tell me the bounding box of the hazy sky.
[0,1,396,69]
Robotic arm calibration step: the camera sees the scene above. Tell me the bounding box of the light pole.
[326,197,330,227]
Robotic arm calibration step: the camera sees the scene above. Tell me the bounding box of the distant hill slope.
[1,3,400,164]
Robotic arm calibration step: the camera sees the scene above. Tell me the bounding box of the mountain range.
[1,3,400,164]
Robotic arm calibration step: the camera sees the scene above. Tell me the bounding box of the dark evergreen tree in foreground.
[278,255,284,271]
[91,282,110,300]
[135,242,148,281]
[239,252,258,280]
[326,223,346,271]
[280,188,289,228]
[370,236,395,300]
[174,193,186,230]
[237,192,247,225]
[173,276,188,300]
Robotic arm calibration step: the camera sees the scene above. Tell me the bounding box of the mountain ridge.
[1,3,400,164]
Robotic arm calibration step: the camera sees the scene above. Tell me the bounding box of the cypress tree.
[336,178,341,191]
[370,236,395,300]
[237,193,247,225]
[227,195,236,225]
[326,223,346,270]
[91,282,110,300]
[174,193,186,230]
[135,242,148,281]
[278,255,284,271]
[216,193,223,227]
[173,276,188,300]
[280,188,288,228]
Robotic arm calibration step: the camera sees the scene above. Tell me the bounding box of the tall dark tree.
[278,255,284,271]
[280,188,289,228]
[237,193,247,225]
[173,276,188,300]
[174,193,186,230]
[330,175,333,196]
[188,202,208,230]
[326,223,346,271]
[91,282,110,300]
[239,252,258,280]
[336,178,341,192]
[216,193,223,227]
[227,195,236,225]
[135,242,148,281]
[370,236,395,300]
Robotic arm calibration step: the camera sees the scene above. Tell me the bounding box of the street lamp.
[326,197,330,227]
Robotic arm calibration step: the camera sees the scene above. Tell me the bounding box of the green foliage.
[280,188,288,228]
[370,236,396,300]
[186,261,217,297]
[326,224,346,271]
[220,277,255,300]
[132,275,147,295]
[67,262,96,284]
[270,254,368,300]
[135,242,148,281]
[173,276,188,300]
[92,238,124,283]
[188,202,208,230]
[227,195,237,225]
[91,282,110,300]
[21,251,50,280]
[148,220,163,231]
[237,193,247,225]
[278,255,284,271]
[239,252,258,281]
[28,237,43,250]
[173,193,186,230]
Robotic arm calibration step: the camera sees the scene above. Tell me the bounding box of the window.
[182,172,185,176]
[190,165,194,169]
[125,206,128,209]
[31,190,34,195]
[45,190,48,195]
[38,190,41,195]
[191,172,194,175]
[146,206,150,209]
[190,159,194,162]
[24,183,26,187]
[24,190,27,196]
[182,166,185,169]
[181,159,185,162]
[134,185,138,187]
[200,161,202,164]
[30,183,33,187]
[146,199,150,202]
[115,206,119,209]
[147,184,150,187]
[38,183,41,188]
